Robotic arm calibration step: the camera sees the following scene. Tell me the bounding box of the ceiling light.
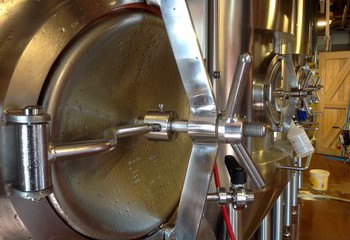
[317,20,332,27]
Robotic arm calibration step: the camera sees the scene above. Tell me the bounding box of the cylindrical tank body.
[0,0,317,239]
[0,1,191,239]
[207,0,295,239]
[252,0,316,239]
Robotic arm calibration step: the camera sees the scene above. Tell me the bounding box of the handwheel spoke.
[175,143,219,240]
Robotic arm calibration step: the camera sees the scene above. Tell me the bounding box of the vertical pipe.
[297,157,302,189]
[229,205,242,240]
[291,170,298,208]
[257,212,271,240]
[208,0,218,87]
[283,181,292,237]
[272,195,283,240]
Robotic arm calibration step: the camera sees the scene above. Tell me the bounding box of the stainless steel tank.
[0,1,192,239]
[0,0,316,239]
[205,1,297,239]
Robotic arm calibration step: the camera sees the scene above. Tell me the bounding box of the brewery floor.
[286,154,350,240]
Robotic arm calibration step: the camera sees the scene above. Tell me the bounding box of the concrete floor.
[289,154,350,240]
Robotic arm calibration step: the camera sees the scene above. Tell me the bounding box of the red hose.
[213,162,236,240]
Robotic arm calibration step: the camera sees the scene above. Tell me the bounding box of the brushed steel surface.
[50,139,117,161]
[283,181,292,228]
[43,10,191,239]
[231,143,265,189]
[174,143,218,240]
[253,0,295,35]
[293,0,317,55]
[272,194,284,240]
[206,1,293,240]
[241,140,292,240]
[291,169,298,207]
[156,1,218,239]
[257,212,272,240]
[0,1,192,239]
[223,53,253,120]
[229,205,243,240]
[14,123,51,193]
[209,0,254,196]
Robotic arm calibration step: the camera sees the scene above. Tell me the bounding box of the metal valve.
[207,155,254,210]
[207,187,254,210]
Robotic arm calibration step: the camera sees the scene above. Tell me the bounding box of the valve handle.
[224,155,246,185]
[231,143,265,189]
[223,53,266,189]
[223,53,253,120]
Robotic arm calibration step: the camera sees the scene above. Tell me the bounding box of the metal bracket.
[277,154,312,171]
[3,106,161,200]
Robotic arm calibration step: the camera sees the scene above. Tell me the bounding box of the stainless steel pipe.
[49,140,116,161]
[50,124,158,161]
[231,143,265,189]
[229,205,243,240]
[283,181,292,237]
[272,195,284,240]
[224,53,253,120]
[292,170,299,208]
[257,212,271,240]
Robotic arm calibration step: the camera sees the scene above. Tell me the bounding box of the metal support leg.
[291,170,299,214]
[229,205,242,240]
[297,157,303,189]
[283,181,292,237]
[272,195,283,240]
[257,212,271,240]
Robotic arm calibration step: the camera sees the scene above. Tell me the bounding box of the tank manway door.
[1,1,267,240]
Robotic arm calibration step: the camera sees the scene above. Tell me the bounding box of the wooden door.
[316,51,350,156]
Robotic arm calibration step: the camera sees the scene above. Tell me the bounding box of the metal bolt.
[24,106,43,116]
[158,104,165,112]
[163,224,176,240]
[243,122,266,137]
[211,71,221,79]
[239,53,253,63]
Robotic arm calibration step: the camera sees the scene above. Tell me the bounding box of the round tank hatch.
[42,9,191,239]
[265,55,285,128]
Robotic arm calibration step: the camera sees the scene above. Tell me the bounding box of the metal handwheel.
[2,1,266,239]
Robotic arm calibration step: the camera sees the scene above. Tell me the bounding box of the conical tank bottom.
[242,140,292,239]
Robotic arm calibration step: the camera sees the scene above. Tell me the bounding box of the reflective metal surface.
[283,181,292,235]
[11,123,51,194]
[5,106,52,198]
[223,53,253,120]
[293,0,317,55]
[230,206,243,240]
[155,1,218,239]
[231,143,265,189]
[253,0,295,35]
[257,212,271,240]
[0,0,317,239]
[50,139,116,161]
[43,9,191,239]
[272,195,283,240]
